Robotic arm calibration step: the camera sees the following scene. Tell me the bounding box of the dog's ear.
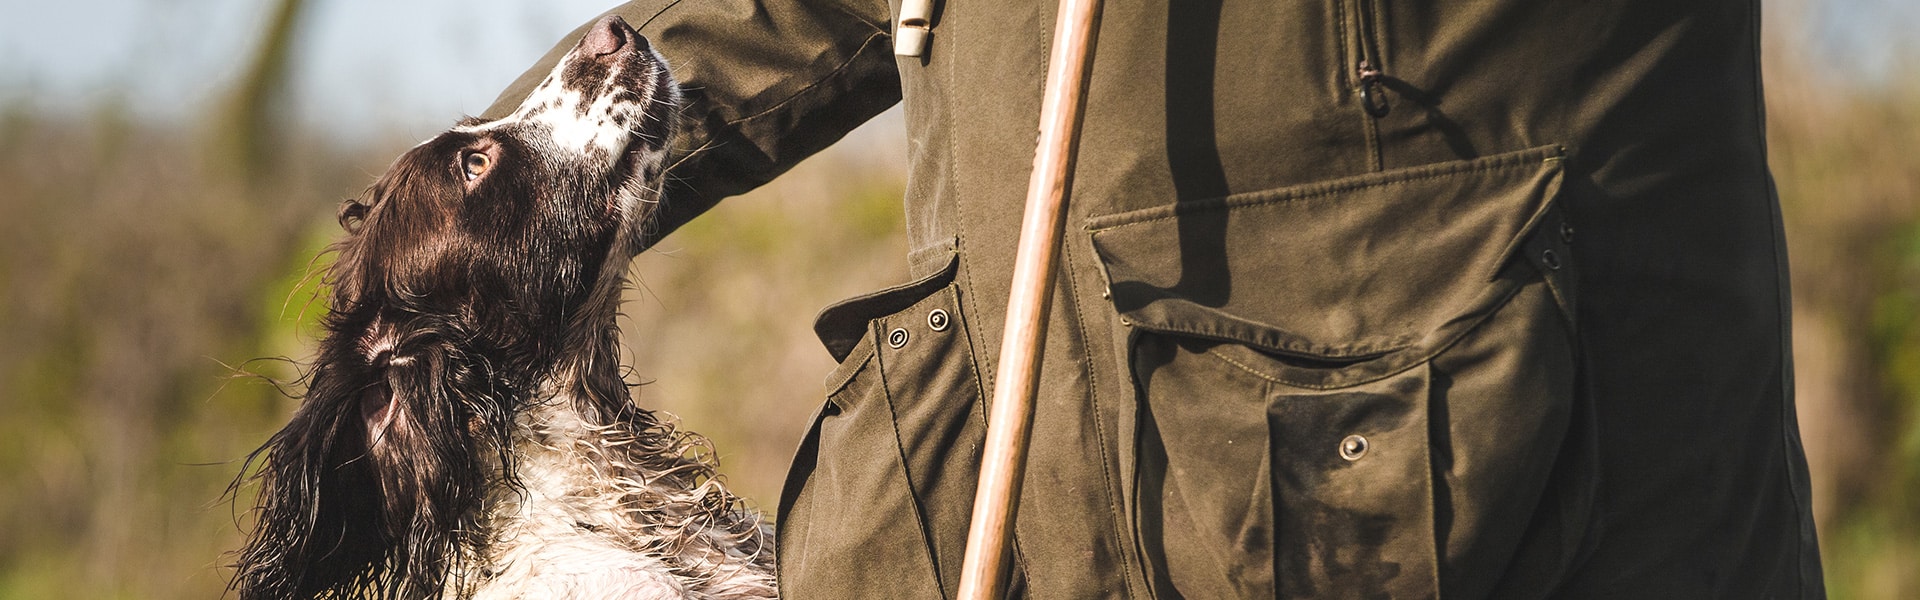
[360,347,471,539]
[235,336,497,599]
[233,349,405,599]
[326,196,377,310]
[363,335,516,596]
[337,198,370,233]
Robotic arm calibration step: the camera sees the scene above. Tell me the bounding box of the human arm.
[482,0,902,246]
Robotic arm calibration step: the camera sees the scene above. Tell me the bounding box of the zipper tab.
[1357,60,1389,118]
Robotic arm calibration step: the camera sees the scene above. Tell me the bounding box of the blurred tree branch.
[212,0,309,184]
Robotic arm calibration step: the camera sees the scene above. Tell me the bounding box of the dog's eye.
[462,151,492,181]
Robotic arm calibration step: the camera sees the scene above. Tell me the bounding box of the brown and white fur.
[232,16,775,600]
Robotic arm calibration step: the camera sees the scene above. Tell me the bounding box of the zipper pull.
[1357,61,1389,118]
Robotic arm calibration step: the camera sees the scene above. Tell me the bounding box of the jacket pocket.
[1094,145,1589,598]
[777,255,988,600]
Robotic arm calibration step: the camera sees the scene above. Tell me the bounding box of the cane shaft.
[954,0,1103,598]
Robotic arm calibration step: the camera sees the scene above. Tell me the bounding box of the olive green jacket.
[488,1,1823,597]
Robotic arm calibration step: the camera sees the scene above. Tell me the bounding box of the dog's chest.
[456,398,772,599]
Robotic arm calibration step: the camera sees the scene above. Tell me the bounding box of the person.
[484,1,1824,597]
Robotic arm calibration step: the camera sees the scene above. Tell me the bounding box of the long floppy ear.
[359,339,497,586]
[232,346,407,599]
[235,330,502,600]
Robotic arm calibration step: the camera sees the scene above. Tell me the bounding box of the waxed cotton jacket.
[487,1,1824,598]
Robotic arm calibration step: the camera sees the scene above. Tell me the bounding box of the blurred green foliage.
[1766,46,1920,597]
[623,144,910,506]
[0,112,368,598]
[0,5,1916,599]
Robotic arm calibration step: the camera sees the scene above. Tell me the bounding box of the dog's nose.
[581,15,636,58]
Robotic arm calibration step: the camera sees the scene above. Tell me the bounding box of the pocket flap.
[1089,146,1564,359]
[814,253,960,362]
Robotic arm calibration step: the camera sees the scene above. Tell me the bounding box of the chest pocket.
[778,255,989,600]
[1091,145,1592,598]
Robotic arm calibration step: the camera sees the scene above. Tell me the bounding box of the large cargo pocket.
[1094,145,1586,598]
[777,255,989,600]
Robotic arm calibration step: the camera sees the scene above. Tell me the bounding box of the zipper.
[1352,0,1389,118]
[1357,60,1389,118]
[1343,0,1389,170]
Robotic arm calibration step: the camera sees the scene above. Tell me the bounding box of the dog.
[231,16,776,600]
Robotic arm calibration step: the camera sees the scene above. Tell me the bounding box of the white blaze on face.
[432,17,680,239]
[453,43,666,162]
[536,88,627,155]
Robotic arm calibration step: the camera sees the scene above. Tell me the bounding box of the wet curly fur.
[230,16,774,599]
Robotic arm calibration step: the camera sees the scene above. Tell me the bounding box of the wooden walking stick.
[954,0,1104,598]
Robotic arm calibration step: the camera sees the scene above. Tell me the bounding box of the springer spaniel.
[232,16,775,600]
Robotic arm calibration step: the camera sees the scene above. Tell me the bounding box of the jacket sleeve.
[481,0,902,246]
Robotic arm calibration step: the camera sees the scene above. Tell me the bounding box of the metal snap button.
[1559,221,1575,244]
[928,309,950,332]
[1339,435,1369,461]
[887,327,909,349]
[1541,249,1561,270]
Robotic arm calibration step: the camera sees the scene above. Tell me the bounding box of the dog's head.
[336,13,678,319]
[234,16,677,600]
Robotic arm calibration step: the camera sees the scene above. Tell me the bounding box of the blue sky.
[0,0,1914,144]
[0,0,612,142]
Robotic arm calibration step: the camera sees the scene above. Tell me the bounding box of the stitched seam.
[1198,281,1528,390]
[952,289,1022,590]
[1092,155,1556,231]
[1206,350,1290,384]
[1346,0,1383,170]
[1483,169,1566,283]
[995,6,1055,588]
[1334,0,1351,95]
[1358,0,1385,171]
[908,239,960,271]
[824,349,874,397]
[949,13,985,396]
[1087,149,1561,232]
[722,31,891,129]
[1205,331,1410,390]
[1061,232,1138,596]
[639,0,699,177]
[1088,167,1517,230]
[1363,91,1384,171]
[660,22,889,175]
[1131,320,1412,358]
[871,323,948,589]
